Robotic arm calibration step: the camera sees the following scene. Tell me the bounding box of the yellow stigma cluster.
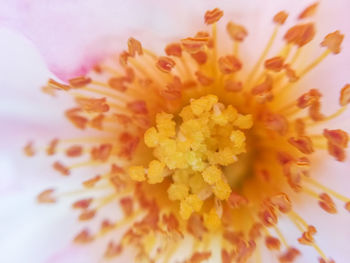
[128,95,253,229]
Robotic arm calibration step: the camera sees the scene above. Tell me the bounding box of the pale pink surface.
[1,0,350,262]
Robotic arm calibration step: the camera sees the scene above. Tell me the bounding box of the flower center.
[129,95,253,228]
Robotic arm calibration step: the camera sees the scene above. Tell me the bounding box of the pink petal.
[1,0,332,81]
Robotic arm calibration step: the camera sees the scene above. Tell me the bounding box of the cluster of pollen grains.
[129,95,253,229]
[27,3,350,263]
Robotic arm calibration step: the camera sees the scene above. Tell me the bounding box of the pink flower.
[1,1,350,263]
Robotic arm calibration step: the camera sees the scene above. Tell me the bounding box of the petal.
[1,0,331,81]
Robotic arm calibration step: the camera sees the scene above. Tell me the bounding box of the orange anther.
[319,259,336,263]
[288,136,314,154]
[46,138,59,156]
[100,219,114,232]
[79,209,96,221]
[269,193,292,213]
[165,43,182,57]
[69,76,91,87]
[298,2,319,19]
[53,161,70,176]
[127,100,148,114]
[195,71,214,86]
[327,142,346,162]
[108,77,127,92]
[66,145,83,157]
[309,100,325,121]
[191,51,208,64]
[72,198,93,209]
[279,247,301,263]
[262,111,289,135]
[319,193,337,214]
[321,31,344,54]
[163,213,180,232]
[218,55,242,74]
[187,214,207,240]
[298,225,317,245]
[323,129,348,148]
[345,202,350,212]
[74,229,93,243]
[265,56,284,72]
[265,236,281,250]
[161,76,182,100]
[251,74,273,96]
[91,144,112,162]
[181,37,208,53]
[189,252,212,262]
[226,22,248,42]
[83,175,101,188]
[284,64,299,83]
[76,97,110,113]
[48,78,71,91]
[41,85,56,96]
[156,56,176,73]
[221,250,235,263]
[37,189,56,203]
[225,79,243,92]
[104,242,123,258]
[340,84,350,106]
[90,114,104,130]
[204,8,224,25]
[284,23,315,47]
[273,11,288,25]
[228,192,249,209]
[295,119,305,136]
[65,108,88,129]
[119,51,129,67]
[120,197,134,217]
[249,223,262,240]
[127,37,143,57]
[24,141,35,157]
[297,89,321,108]
[259,206,278,227]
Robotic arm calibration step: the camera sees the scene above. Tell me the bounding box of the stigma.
[28,3,350,263]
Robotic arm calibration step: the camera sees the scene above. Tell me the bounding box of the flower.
[2,1,350,263]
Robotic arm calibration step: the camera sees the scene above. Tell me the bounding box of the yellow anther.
[147,160,166,184]
[209,147,237,166]
[179,105,194,121]
[180,194,203,219]
[213,179,232,200]
[172,169,191,184]
[186,194,203,211]
[204,209,221,231]
[230,130,246,148]
[234,114,253,129]
[223,105,238,122]
[156,112,176,138]
[189,173,207,194]
[144,127,159,148]
[186,151,206,171]
[168,183,189,201]
[202,165,222,185]
[128,166,146,182]
[180,200,193,220]
[190,95,218,116]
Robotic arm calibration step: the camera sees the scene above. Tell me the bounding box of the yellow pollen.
[129,95,252,219]
[203,208,221,230]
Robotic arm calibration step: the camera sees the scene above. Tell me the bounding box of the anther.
[204,8,224,25]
